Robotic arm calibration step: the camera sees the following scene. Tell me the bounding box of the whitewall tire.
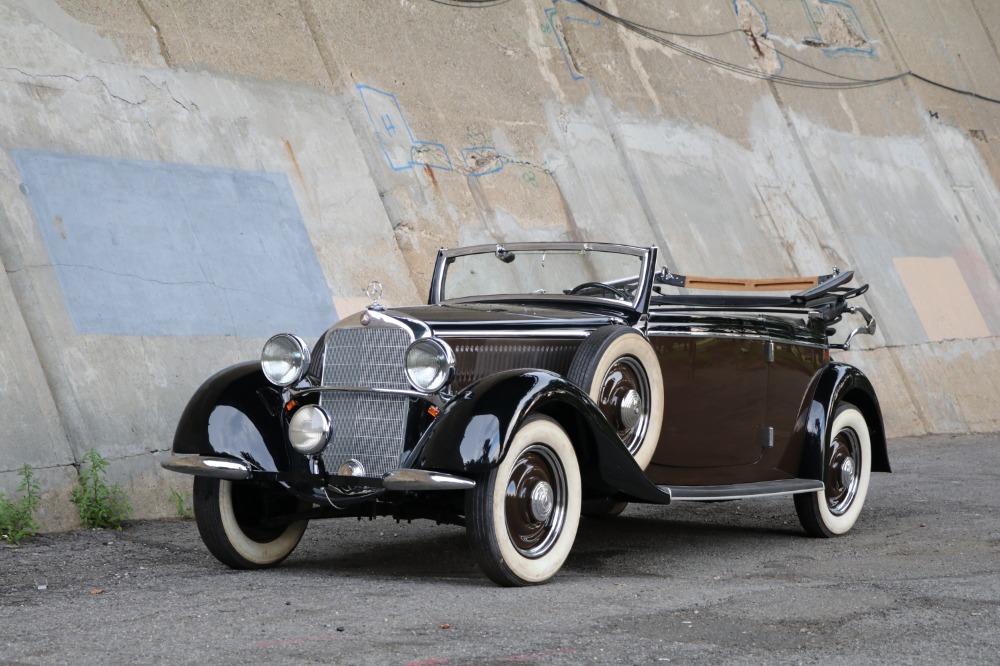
[466,416,582,586]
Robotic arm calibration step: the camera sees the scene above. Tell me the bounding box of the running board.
[658,479,823,502]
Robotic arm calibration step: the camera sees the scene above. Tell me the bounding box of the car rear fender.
[171,361,297,476]
[413,369,671,504]
[795,362,891,480]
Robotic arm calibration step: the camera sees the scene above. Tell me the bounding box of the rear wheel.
[466,416,582,586]
[794,403,872,537]
[193,477,309,569]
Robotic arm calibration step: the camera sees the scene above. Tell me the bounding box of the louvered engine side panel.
[450,338,582,391]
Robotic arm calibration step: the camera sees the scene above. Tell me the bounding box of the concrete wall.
[1,0,998,530]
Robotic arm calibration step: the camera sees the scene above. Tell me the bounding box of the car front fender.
[795,362,891,480]
[413,369,671,504]
[170,361,302,477]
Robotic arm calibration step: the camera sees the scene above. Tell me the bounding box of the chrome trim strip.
[293,385,426,398]
[291,384,444,404]
[646,328,829,349]
[365,308,432,340]
[660,479,824,502]
[382,469,476,491]
[437,329,594,339]
[160,455,251,480]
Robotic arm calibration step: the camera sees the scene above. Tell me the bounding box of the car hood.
[383,302,627,334]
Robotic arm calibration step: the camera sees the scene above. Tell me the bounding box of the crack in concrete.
[3,67,191,112]
[4,67,145,105]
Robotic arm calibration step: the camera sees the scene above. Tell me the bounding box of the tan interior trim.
[682,276,820,291]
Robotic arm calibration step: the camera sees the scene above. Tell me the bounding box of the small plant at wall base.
[0,464,41,545]
[71,449,132,530]
[169,486,193,519]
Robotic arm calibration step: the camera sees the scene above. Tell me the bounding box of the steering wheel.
[568,282,629,300]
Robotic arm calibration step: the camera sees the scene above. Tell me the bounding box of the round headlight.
[288,405,332,455]
[405,338,455,393]
[261,334,311,387]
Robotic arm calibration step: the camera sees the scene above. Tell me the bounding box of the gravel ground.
[2,433,998,665]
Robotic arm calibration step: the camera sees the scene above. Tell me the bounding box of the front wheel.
[193,477,309,569]
[465,416,582,586]
[794,403,872,537]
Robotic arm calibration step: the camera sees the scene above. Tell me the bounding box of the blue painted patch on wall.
[12,150,337,338]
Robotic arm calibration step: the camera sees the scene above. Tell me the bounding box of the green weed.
[71,449,132,530]
[169,486,193,519]
[0,464,41,545]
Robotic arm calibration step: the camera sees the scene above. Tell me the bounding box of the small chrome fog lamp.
[404,338,455,393]
[288,404,332,455]
[261,334,310,387]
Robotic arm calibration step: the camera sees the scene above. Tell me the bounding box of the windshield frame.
[428,242,657,314]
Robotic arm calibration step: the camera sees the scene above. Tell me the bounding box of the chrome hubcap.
[620,389,642,430]
[826,427,861,516]
[530,481,554,522]
[840,457,856,488]
[505,445,567,558]
[598,357,651,455]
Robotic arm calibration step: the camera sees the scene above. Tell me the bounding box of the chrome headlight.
[261,334,310,387]
[405,338,455,393]
[288,404,331,455]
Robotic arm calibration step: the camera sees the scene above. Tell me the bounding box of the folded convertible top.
[651,268,868,324]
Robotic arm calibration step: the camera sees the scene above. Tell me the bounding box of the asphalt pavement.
[2,432,999,665]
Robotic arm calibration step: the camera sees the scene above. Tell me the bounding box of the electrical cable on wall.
[564,0,1000,105]
[428,0,512,7]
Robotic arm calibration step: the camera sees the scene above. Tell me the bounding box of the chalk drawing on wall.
[798,0,875,58]
[358,85,510,178]
[357,84,453,172]
[544,0,604,81]
[12,150,337,338]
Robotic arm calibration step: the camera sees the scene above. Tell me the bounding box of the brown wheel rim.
[503,444,568,558]
[596,356,650,454]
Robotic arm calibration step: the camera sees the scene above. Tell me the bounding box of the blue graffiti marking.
[411,141,454,171]
[357,84,452,172]
[798,0,875,58]
[545,0,604,81]
[381,113,397,136]
[12,150,337,337]
[546,8,584,81]
[462,147,505,177]
[554,0,603,26]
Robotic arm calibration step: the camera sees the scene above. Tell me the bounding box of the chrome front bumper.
[160,455,252,480]
[160,455,475,490]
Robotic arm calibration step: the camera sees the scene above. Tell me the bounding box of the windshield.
[439,245,647,305]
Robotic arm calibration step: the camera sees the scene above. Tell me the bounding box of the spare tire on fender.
[566,326,664,470]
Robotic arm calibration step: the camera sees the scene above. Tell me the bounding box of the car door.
[647,319,770,469]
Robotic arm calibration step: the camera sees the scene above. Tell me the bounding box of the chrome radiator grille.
[319,326,411,478]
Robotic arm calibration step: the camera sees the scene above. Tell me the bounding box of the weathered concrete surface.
[0,0,998,528]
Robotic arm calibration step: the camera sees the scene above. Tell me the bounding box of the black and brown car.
[163,242,888,586]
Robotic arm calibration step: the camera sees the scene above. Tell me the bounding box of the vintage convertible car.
[163,242,888,586]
